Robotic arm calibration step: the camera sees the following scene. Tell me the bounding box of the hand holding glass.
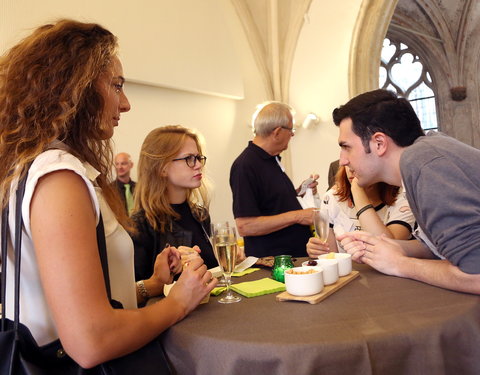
[313,209,329,243]
[211,222,241,304]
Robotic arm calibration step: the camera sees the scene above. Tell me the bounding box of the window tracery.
[379,38,438,131]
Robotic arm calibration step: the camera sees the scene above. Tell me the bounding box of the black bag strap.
[95,214,123,308]
[0,168,29,332]
[1,163,121,336]
[96,214,112,300]
[1,194,9,330]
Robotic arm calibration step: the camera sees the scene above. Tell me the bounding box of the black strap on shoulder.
[1,167,29,331]
[1,163,122,336]
[96,214,111,300]
[1,198,9,331]
[96,214,124,309]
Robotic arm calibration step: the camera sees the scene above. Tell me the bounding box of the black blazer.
[131,209,212,281]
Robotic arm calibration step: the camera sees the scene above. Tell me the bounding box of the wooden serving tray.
[276,270,360,304]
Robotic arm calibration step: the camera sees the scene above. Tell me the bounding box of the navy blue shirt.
[229,141,311,257]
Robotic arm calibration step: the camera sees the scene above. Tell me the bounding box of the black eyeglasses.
[172,154,207,168]
[278,126,296,135]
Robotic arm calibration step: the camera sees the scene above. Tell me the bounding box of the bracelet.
[356,204,374,219]
[136,280,150,299]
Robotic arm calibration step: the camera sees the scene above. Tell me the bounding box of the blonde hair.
[134,125,210,232]
[0,19,129,227]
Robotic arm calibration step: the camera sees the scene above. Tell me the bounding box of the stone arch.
[349,0,398,97]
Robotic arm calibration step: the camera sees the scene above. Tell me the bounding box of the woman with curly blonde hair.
[132,125,217,282]
[307,165,415,256]
[0,19,215,370]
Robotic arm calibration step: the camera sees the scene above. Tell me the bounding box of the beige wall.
[0,0,367,221]
[289,0,363,193]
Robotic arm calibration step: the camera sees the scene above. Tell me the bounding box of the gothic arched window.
[379,38,438,131]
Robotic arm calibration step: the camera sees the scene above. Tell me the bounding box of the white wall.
[0,0,243,99]
[0,0,266,224]
[0,0,365,221]
[113,1,267,224]
[289,0,363,193]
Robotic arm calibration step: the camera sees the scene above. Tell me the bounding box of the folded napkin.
[232,268,260,277]
[230,278,285,298]
[211,287,226,296]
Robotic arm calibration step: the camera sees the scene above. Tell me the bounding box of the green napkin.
[230,277,285,298]
[232,268,261,277]
[211,287,226,296]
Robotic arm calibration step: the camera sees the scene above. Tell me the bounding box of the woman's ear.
[160,165,168,177]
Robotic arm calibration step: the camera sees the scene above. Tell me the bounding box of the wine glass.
[211,222,241,304]
[313,209,329,243]
[210,223,227,287]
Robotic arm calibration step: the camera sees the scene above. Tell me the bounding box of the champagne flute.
[313,209,329,243]
[210,223,226,287]
[212,222,241,304]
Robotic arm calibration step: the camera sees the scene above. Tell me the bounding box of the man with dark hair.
[229,101,318,258]
[334,89,480,294]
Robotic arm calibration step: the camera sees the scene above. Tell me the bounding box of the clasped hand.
[337,231,406,276]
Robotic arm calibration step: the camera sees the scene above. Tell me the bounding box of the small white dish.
[319,253,352,276]
[284,266,324,296]
[315,259,339,285]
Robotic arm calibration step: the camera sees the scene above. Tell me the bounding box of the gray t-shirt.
[401,132,480,274]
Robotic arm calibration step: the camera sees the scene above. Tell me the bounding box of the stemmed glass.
[313,209,329,244]
[211,222,241,304]
[210,223,226,287]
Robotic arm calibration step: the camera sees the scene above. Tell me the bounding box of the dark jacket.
[112,178,136,215]
[132,209,213,281]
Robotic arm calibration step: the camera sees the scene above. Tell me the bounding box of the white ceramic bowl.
[315,259,339,285]
[318,253,352,277]
[284,266,324,296]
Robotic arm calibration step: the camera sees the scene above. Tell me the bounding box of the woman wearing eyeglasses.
[132,125,217,285]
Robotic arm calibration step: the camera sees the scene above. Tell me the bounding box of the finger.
[202,270,213,283]
[205,276,218,292]
[351,249,366,262]
[187,257,205,270]
[169,248,181,258]
[350,233,380,246]
[337,230,370,243]
[192,245,202,254]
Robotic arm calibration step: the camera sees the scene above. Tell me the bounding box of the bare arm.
[395,238,435,258]
[395,256,480,294]
[235,207,314,237]
[351,179,411,240]
[31,170,215,368]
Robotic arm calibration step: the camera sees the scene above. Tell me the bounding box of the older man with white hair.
[229,102,318,258]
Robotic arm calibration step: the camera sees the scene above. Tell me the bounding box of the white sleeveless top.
[4,149,136,345]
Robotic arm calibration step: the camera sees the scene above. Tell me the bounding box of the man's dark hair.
[332,89,425,152]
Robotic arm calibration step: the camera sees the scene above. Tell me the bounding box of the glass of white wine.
[212,222,241,304]
[313,209,329,243]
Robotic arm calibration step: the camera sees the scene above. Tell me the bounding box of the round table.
[161,261,480,375]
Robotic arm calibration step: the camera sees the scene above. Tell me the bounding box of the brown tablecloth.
[161,260,480,375]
